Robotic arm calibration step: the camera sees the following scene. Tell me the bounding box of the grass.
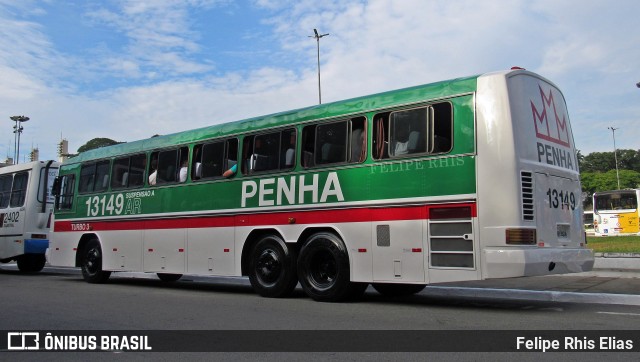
[586,235,640,254]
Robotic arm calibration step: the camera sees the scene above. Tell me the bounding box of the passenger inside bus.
[148,157,158,186]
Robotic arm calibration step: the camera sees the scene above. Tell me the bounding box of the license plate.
[557,224,570,239]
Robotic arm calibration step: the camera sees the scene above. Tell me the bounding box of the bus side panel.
[48,230,79,267]
[100,230,144,272]
[188,226,235,276]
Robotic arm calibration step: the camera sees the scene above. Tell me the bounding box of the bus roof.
[66,72,484,164]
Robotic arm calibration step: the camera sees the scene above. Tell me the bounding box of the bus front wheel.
[248,234,298,298]
[80,239,111,284]
[297,232,359,302]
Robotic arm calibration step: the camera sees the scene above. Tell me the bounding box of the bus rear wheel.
[17,254,46,273]
[372,283,427,297]
[80,239,111,284]
[248,234,297,298]
[298,232,360,302]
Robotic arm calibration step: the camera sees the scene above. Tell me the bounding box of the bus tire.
[372,283,427,297]
[248,234,298,298]
[80,239,111,284]
[297,232,354,302]
[157,273,182,282]
[17,254,46,273]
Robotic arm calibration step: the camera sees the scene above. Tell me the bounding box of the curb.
[422,286,640,306]
[593,255,640,272]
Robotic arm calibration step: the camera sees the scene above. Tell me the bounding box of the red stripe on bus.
[54,203,476,232]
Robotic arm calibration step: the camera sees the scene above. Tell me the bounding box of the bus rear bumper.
[24,239,49,254]
[483,247,594,279]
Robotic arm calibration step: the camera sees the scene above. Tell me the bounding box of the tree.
[77,138,122,153]
[581,169,640,196]
[579,149,640,173]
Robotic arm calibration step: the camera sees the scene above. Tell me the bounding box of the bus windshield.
[595,192,638,212]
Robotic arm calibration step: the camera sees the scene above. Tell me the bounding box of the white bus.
[0,161,59,272]
[50,69,593,301]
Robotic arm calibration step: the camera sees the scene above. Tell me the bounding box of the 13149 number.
[85,194,125,217]
[546,188,576,210]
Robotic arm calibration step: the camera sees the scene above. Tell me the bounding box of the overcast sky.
[1,0,639,162]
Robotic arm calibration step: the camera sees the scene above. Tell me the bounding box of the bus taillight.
[505,228,536,245]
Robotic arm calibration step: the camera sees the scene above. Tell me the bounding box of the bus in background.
[49,68,593,302]
[583,210,594,233]
[0,161,59,272]
[593,189,640,236]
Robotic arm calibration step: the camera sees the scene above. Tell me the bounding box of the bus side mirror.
[52,176,62,197]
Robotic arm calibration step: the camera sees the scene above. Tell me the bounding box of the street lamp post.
[309,28,329,104]
[608,126,620,190]
[10,115,29,164]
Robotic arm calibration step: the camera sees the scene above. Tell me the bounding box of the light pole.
[608,126,620,190]
[309,28,329,104]
[10,115,29,164]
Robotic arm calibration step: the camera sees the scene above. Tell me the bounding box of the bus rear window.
[594,193,638,211]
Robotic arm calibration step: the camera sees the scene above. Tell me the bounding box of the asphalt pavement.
[3,254,640,306]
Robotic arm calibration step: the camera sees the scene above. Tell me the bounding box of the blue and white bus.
[0,161,59,272]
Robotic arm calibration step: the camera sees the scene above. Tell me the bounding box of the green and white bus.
[1,160,59,273]
[49,68,593,301]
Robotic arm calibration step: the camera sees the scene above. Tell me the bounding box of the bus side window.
[129,154,147,188]
[349,117,366,163]
[316,121,348,165]
[79,160,110,193]
[200,141,225,178]
[301,125,316,168]
[390,108,428,157]
[177,147,189,183]
[79,163,96,193]
[281,129,296,169]
[94,160,110,192]
[111,157,129,189]
[0,174,11,208]
[158,150,176,183]
[112,154,146,189]
[56,174,76,211]
[151,147,189,184]
[431,102,453,153]
[303,117,365,167]
[9,172,28,207]
[243,129,295,174]
[376,102,453,159]
[372,113,390,159]
[225,138,239,176]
